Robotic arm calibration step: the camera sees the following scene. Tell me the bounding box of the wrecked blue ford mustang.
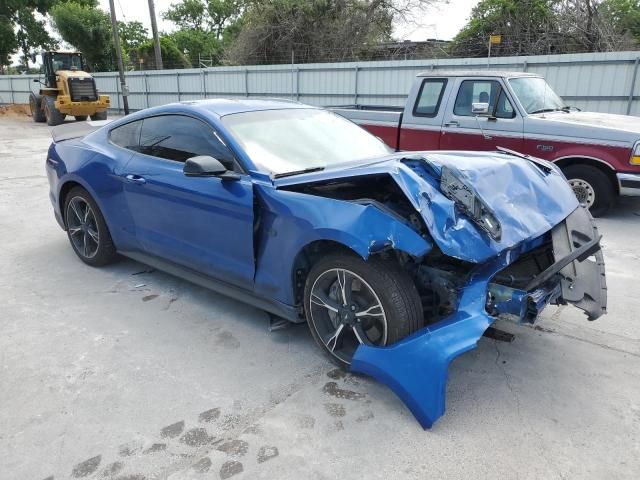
[46,100,607,428]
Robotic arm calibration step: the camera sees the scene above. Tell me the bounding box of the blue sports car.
[46,99,607,428]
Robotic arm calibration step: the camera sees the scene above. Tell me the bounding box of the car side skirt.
[121,250,303,323]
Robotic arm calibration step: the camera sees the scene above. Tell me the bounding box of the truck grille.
[68,78,98,102]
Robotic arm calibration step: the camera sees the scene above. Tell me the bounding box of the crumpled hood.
[532,110,640,143]
[273,150,579,263]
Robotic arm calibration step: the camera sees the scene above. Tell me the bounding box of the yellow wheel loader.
[30,51,110,126]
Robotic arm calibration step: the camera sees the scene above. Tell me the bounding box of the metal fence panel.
[3,51,640,116]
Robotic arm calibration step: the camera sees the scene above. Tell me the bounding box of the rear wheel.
[64,186,117,267]
[90,111,107,121]
[74,115,88,121]
[29,93,45,123]
[563,164,614,217]
[304,253,423,368]
[43,96,65,126]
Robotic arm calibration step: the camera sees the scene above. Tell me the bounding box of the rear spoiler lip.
[50,119,112,143]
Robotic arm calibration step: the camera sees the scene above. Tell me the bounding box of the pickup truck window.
[413,79,447,117]
[453,80,515,118]
[509,77,565,114]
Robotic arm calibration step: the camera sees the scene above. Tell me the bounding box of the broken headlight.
[440,166,502,241]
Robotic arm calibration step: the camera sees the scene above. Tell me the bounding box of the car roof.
[179,98,313,116]
[416,70,540,79]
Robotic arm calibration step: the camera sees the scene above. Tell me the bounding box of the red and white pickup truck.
[334,70,640,215]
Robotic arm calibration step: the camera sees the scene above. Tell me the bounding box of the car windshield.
[509,77,566,114]
[221,108,392,175]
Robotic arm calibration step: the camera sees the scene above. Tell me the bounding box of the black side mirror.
[183,156,241,180]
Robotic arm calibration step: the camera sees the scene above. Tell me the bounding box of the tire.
[74,115,88,121]
[563,164,614,217]
[43,96,65,126]
[304,252,423,368]
[29,93,46,123]
[90,111,107,121]
[63,186,117,267]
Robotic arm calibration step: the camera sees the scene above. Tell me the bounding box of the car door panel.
[440,78,524,151]
[123,154,255,289]
[119,114,255,290]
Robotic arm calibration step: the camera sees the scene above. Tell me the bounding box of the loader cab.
[43,51,86,88]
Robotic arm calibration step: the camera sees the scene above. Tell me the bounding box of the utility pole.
[108,0,129,114]
[148,0,163,70]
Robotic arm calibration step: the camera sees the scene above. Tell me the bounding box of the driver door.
[121,114,255,290]
[440,78,524,151]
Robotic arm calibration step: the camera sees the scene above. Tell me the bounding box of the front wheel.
[90,111,107,121]
[304,253,423,367]
[64,186,117,267]
[43,96,65,126]
[563,165,614,217]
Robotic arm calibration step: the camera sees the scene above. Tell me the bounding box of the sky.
[97,0,479,41]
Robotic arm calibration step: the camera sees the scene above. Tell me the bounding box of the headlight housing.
[440,166,502,241]
[630,141,640,165]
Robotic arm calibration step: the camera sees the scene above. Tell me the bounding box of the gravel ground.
[1,116,639,480]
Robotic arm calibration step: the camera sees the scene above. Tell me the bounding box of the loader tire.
[29,93,46,123]
[43,96,65,126]
[90,111,107,121]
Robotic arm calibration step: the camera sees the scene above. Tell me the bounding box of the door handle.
[125,174,146,185]
[444,120,459,128]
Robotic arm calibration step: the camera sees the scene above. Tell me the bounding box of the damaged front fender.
[253,183,432,305]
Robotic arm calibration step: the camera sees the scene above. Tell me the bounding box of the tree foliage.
[50,1,115,70]
[226,0,397,65]
[0,0,58,69]
[163,0,243,39]
[118,21,149,54]
[450,0,640,57]
[137,36,192,69]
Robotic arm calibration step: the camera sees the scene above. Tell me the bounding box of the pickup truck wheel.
[564,165,614,217]
[304,253,423,368]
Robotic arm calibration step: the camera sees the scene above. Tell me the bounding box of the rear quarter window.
[413,79,447,117]
[109,120,142,150]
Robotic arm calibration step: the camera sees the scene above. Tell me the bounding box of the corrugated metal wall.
[2,50,640,115]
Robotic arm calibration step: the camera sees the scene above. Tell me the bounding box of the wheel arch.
[57,177,111,231]
[290,240,360,306]
[554,156,619,195]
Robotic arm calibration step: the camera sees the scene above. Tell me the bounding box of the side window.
[413,79,447,117]
[495,90,515,118]
[109,120,142,150]
[138,115,236,167]
[453,80,515,118]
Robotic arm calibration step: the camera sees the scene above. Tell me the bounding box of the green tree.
[169,28,223,66]
[0,0,60,70]
[50,1,115,71]
[118,21,149,55]
[137,36,191,69]
[225,0,396,65]
[600,0,640,42]
[163,0,242,39]
[449,0,557,57]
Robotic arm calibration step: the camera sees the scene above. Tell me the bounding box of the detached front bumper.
[618,172,640,196]
[350,205,606,429]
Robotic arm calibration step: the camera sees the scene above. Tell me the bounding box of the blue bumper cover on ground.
[350,242,538,429]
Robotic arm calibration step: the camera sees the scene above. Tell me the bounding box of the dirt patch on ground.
[0,104,30,117]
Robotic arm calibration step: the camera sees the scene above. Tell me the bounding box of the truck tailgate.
[331,108,402,149]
